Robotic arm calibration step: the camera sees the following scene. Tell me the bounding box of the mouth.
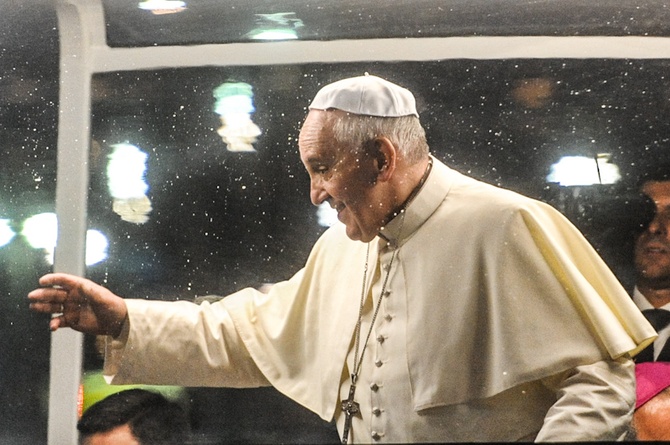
[642,242,670,255]
[331,201,345,215]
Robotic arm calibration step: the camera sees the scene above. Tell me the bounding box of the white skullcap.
[309,74,419,118]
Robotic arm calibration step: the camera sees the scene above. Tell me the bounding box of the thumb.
[49,315,67,332]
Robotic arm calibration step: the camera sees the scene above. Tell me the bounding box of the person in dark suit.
[633,167,670,362]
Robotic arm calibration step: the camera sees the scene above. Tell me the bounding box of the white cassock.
[105,157,655,442]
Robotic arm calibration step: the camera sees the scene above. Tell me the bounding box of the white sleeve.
[103,298,270,388]
[535,357,635,442]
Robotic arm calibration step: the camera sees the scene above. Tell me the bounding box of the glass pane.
[87,59,670,442]
[0,3,59,444]
[103,0,670,47]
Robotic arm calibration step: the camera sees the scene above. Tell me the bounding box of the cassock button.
[372,407,382,416]
[371,431,382,441]
[377,335,385,344]
[384,314,393,322]
[370,383,379,392]
[375,360,383,368]
[383,290,391,298]
[382,263,390,272]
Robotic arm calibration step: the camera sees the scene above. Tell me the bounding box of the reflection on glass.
[107,143,152,224]
[547,154,622,186]
[247,13,303,40]
[138,0,186,15]
[213,82,262,152]
[86,230,109,266]
[21,212,109,266]
[511,77,555,108]
[22,212,58,264]
[105,1,670,48]
[0,219,15,247]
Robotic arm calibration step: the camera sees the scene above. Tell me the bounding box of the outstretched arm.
[28,273,128,337]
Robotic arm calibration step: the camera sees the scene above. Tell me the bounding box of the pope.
[30,74,656,443]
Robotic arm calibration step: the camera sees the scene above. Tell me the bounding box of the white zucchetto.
[309,74,419,118]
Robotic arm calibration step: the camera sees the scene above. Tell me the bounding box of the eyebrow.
[305,153,337,167]
[304,156,323,164]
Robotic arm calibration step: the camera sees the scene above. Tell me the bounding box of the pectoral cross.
[341,381,360,444]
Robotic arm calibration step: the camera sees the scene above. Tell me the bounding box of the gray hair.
[330,113,429,165]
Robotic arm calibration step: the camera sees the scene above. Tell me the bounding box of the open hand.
[28,273,128,337]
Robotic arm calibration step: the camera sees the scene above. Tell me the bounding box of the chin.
[345,231,363,242]
[344,227,373,243]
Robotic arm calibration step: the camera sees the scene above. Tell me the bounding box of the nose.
[310,177,329,206]
[647,211,669,236]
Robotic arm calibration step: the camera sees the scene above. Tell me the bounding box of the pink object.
[636,362,670,409]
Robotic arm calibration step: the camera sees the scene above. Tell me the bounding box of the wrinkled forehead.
[298,109,353,149]
[299,110,329,144]
[298,111,338,162]
[298,111,369,172]
[299,109,348,135]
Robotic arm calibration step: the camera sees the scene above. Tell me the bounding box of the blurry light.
[107,143,149,199]
[86,229,108,266]
[22,212,57,264]
[317,202,338,228]
[20,212,108,266]
[0,219,15,247]
[138,0,186,14]
[511,77,555,109]
[213,82,262,152]
[547,154,621,186]
[248,29,298,40]
[214,88,255,116]
[112,196,152,225]
[107,143,152,224]
[247,13,303,41]
[23,212,57,250]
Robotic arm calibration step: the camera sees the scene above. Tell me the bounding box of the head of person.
[633,362,670,440]
[634,165,670,295]
[298,74,430,242]
[77,388,190,445]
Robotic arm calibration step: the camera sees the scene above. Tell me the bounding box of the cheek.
[634,237,645,256]
[332,175,368,199]
[635,232,652,253]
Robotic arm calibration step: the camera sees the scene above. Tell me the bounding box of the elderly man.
[30,75,654,443]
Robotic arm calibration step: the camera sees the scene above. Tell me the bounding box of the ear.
[372,137,397,183]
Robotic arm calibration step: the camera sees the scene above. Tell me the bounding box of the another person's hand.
[28,273,128,337]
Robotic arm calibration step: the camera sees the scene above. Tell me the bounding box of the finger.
[28,287,67,304]
[53,301,64,313]
[29,301,64,314]
[29,301,49,314]
[49,315,68,332]
[38,273,84,290]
